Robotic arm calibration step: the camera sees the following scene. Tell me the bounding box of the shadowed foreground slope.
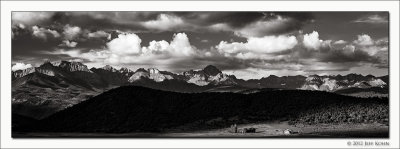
[17,86,388,133]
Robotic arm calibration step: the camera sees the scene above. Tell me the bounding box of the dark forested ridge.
[15,85,388,133]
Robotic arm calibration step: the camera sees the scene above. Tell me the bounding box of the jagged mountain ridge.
[13,61,388,92]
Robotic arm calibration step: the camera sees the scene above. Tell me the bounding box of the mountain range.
[12,61,389,119]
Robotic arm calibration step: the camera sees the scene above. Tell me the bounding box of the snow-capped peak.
[101,65,118,72]
[148,68,160,74]
[128,68,173,83]
[368,79,386,87]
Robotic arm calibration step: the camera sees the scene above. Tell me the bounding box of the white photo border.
[1,1,399,148]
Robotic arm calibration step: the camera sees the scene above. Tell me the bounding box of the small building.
[283,129,293,135]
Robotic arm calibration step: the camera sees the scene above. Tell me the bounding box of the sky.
[11,12,389,79]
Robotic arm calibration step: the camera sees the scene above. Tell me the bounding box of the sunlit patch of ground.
[13,121,388,138]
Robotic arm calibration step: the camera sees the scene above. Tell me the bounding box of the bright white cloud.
[142,40,170,54]
[234,17,292,38]
[168,33,196,56]
[303,31,321,50]
[141,14,185,31]
[352,34,387,56]
[246,36,298,53]
[59,40,78,48]
[353,34,374,46]
[18,24,25,29]
[12,63,33,71]
[32,26,60,40]
[88,30,111,39]
[107,33,142,55]
[216,35,298,60]
[303,31,331,50]
[58,32,198,66]
[63,24,82,40]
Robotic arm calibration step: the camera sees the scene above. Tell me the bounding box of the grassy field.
[13,121,388,138]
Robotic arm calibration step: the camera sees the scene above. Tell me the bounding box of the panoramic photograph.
[11,11,389,138]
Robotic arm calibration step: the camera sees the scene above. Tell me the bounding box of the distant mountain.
[12,61,388,93]
[13,62,107,90]
[182,65,237,86]
[299,74,386,91]
[11,61,389,119]
[12,61,109,119]
[90,65,131,86]
[52,61,92,72]
[23,86,387,134]
[128,68,175,83]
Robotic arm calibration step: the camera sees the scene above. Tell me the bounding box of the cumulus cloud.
[353,34,388,56]
[59,40,78,48]
[143,40,170,54]
[105,32,197,64]
[106,33,142,55]
[141,14,186,31]
[32,26,60,40]
[39,30,389,77]
[55,32,198,66]
[63,24,82,40]
[216,35,298,59]
[12,63,33,71]
[353,14,388,24]
[297,33,388,66]
[168,33,197,56]
[302,31,331,51]
[353,34,374,46]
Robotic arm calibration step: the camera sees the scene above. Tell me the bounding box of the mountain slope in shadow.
[24,86,388,133]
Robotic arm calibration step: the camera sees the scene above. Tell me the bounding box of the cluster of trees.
[292,102,389,125]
